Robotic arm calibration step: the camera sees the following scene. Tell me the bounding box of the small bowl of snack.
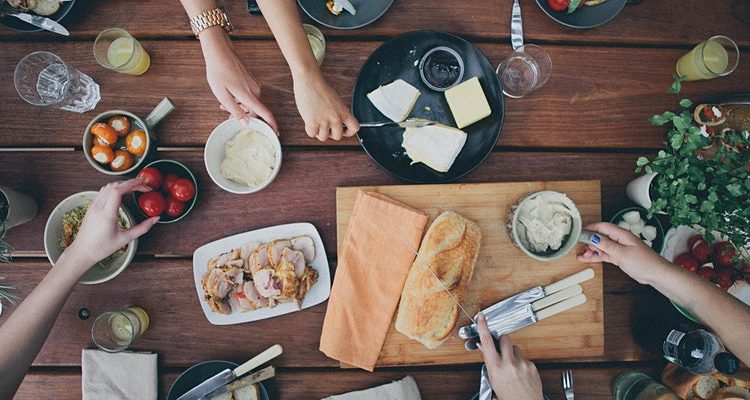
[508,191,583,261]
[44,191,137,284]
[132,159,197,224]
[204,118,282,194]
[610,206,665,253]
[83,97,174,176]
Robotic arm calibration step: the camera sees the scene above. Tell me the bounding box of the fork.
[562,369,575,400]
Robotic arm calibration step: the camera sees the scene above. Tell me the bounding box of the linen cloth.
[82,349,157,400]
[322,375,422,400]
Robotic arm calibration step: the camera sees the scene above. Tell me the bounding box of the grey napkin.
[82,349,157,400]
[322,376,422,400]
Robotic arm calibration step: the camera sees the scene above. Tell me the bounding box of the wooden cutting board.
[335,180,604,367]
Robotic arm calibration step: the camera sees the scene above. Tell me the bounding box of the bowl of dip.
[508,190,583,261]
[204,118,282,194]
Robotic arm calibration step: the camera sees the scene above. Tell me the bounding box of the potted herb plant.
[0,185,38,230]
[631,98,750,250]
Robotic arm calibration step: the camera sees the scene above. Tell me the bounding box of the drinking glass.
[303,23,326,66]
[91,307,150,352]
[612,371,679,400]
[94,28,151,75]
[496,44,552,98]
[676,35,739,81]
[14,51,101,113]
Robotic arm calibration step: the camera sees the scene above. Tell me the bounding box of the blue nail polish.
[594,250,600,256]
[591,234,601,244]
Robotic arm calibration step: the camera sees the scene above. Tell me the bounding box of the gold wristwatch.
[189,7,234,37]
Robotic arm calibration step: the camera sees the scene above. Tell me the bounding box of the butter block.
[444,76,491,129]
[402,124,467,173]
[367,79,421,122]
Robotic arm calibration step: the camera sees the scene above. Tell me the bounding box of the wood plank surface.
[1,41,748,149]
[0,0,747,47]
[336,181,603,365]
[0,257,664,367]
[13,363,667,399]
[1,150,648,257]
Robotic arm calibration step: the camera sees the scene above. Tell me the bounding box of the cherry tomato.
[713,241,736,267]
[138,191,166,217]
[687,234,703,250]
[674,253,699,273]
[715,267,736,290]
[698,266,715,281]
[548,0,570,11]
[171,178,196,202]
[163,174,180,194]
[165,196,186,218]
[137,167,163,190]
[690,237,713,262]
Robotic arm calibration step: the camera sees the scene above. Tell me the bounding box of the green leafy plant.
[0,277,19,307]
[636,99,750,252]
[666,73,687,94]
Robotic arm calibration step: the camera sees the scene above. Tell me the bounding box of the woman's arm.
[0,179,158,399]
[179,0,278,131]
[256,0,359,141]
[579,222,750,364]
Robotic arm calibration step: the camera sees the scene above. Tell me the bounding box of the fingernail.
[477,312,485,321]
[591,234,601,244]
[593,250,600,256]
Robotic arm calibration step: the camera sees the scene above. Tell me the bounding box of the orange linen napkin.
[320,190,428,371]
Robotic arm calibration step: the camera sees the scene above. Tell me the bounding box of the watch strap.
[190,7,234,37]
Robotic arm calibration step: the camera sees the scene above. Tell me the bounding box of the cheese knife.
[0,5,69,36]
[359,118,436,129]
[176,344,282,400]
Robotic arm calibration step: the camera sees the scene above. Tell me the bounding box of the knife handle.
[543,268,594,295]
[532,284,582,311]
[233,344,283,377]
[536,293,587,321]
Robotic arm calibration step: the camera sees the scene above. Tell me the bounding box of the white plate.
[192,222,331,325]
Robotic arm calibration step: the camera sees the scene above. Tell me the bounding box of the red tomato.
[713,242,736,267]
[715,267,736,290]
[138,191,166,217]
[674,253,699,273]
[698,266,715,281]
[162,174,180,194]
[687,234,703,250]
[170,178,196,202]
[547,0,570,11]
[137,167,162,190]
[165,196,186,218]
[690,237,713,262]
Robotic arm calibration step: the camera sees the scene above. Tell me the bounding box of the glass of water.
[14,51,101,113]
[497,44,552,98]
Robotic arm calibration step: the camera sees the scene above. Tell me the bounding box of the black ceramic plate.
[167,360,270,400]
[0,0,76,33]
[352,30,504,183]
[297,0,393,30]
[534,0,626,29]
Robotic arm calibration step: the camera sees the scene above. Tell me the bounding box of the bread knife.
[0,7,69,36]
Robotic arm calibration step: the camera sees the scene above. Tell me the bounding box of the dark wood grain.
[0,256,665,367]
[1,149,649,257]
[1,41,748,149]
[0,0,747,47]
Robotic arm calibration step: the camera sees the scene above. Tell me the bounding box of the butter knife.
[1,7,69,36]
[510,0,523,51]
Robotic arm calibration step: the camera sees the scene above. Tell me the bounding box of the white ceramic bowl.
[509,190,583,261]
[204,118,282,194]
[44,191,137,284]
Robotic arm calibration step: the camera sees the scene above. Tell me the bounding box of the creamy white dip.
[220,130,276,187]
[516,193,576,253]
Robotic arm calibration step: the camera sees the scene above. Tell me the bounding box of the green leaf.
[727,183,744,196]
[670,133,684,150]
[672,116,688,131]
[679,99,693,108]
[636,157,650,167]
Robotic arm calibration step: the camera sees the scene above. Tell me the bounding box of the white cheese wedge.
[367,79,421,122]
[402,124,467,173]
[444,76,491,129]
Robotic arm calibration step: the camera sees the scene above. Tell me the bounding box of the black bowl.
[534,0,627,29]
[132,159,198,224]
[297,0,393,30]
[167,360,269,400]
[0,0,76,33]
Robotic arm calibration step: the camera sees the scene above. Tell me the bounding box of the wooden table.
[0,1,748,398]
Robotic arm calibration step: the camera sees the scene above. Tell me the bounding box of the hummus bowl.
[508,191,583,261]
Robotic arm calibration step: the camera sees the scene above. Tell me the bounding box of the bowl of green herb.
[43,191,137,284]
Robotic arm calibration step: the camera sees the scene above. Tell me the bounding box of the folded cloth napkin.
[320,190,428,371]
[322,376,422,400]
[82,349,157,400]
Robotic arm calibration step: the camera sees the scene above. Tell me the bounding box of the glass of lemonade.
[91,307,150,352]
[676,35,739,81]
[303,23,326,66]
[496,44,552,99]
[94,28,151,75]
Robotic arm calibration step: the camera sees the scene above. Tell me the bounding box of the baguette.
[395,211,481,349]
[716,370,750,389]
[662,363,702,399]
[712,386,750,400]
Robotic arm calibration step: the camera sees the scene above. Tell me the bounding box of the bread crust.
[395,211,481,349]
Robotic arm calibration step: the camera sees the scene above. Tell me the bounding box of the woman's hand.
[200,28,279,132]
[293,70,359,141]
[577,222,672,285]
[64,179,159,273]
[476,313,544,400]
